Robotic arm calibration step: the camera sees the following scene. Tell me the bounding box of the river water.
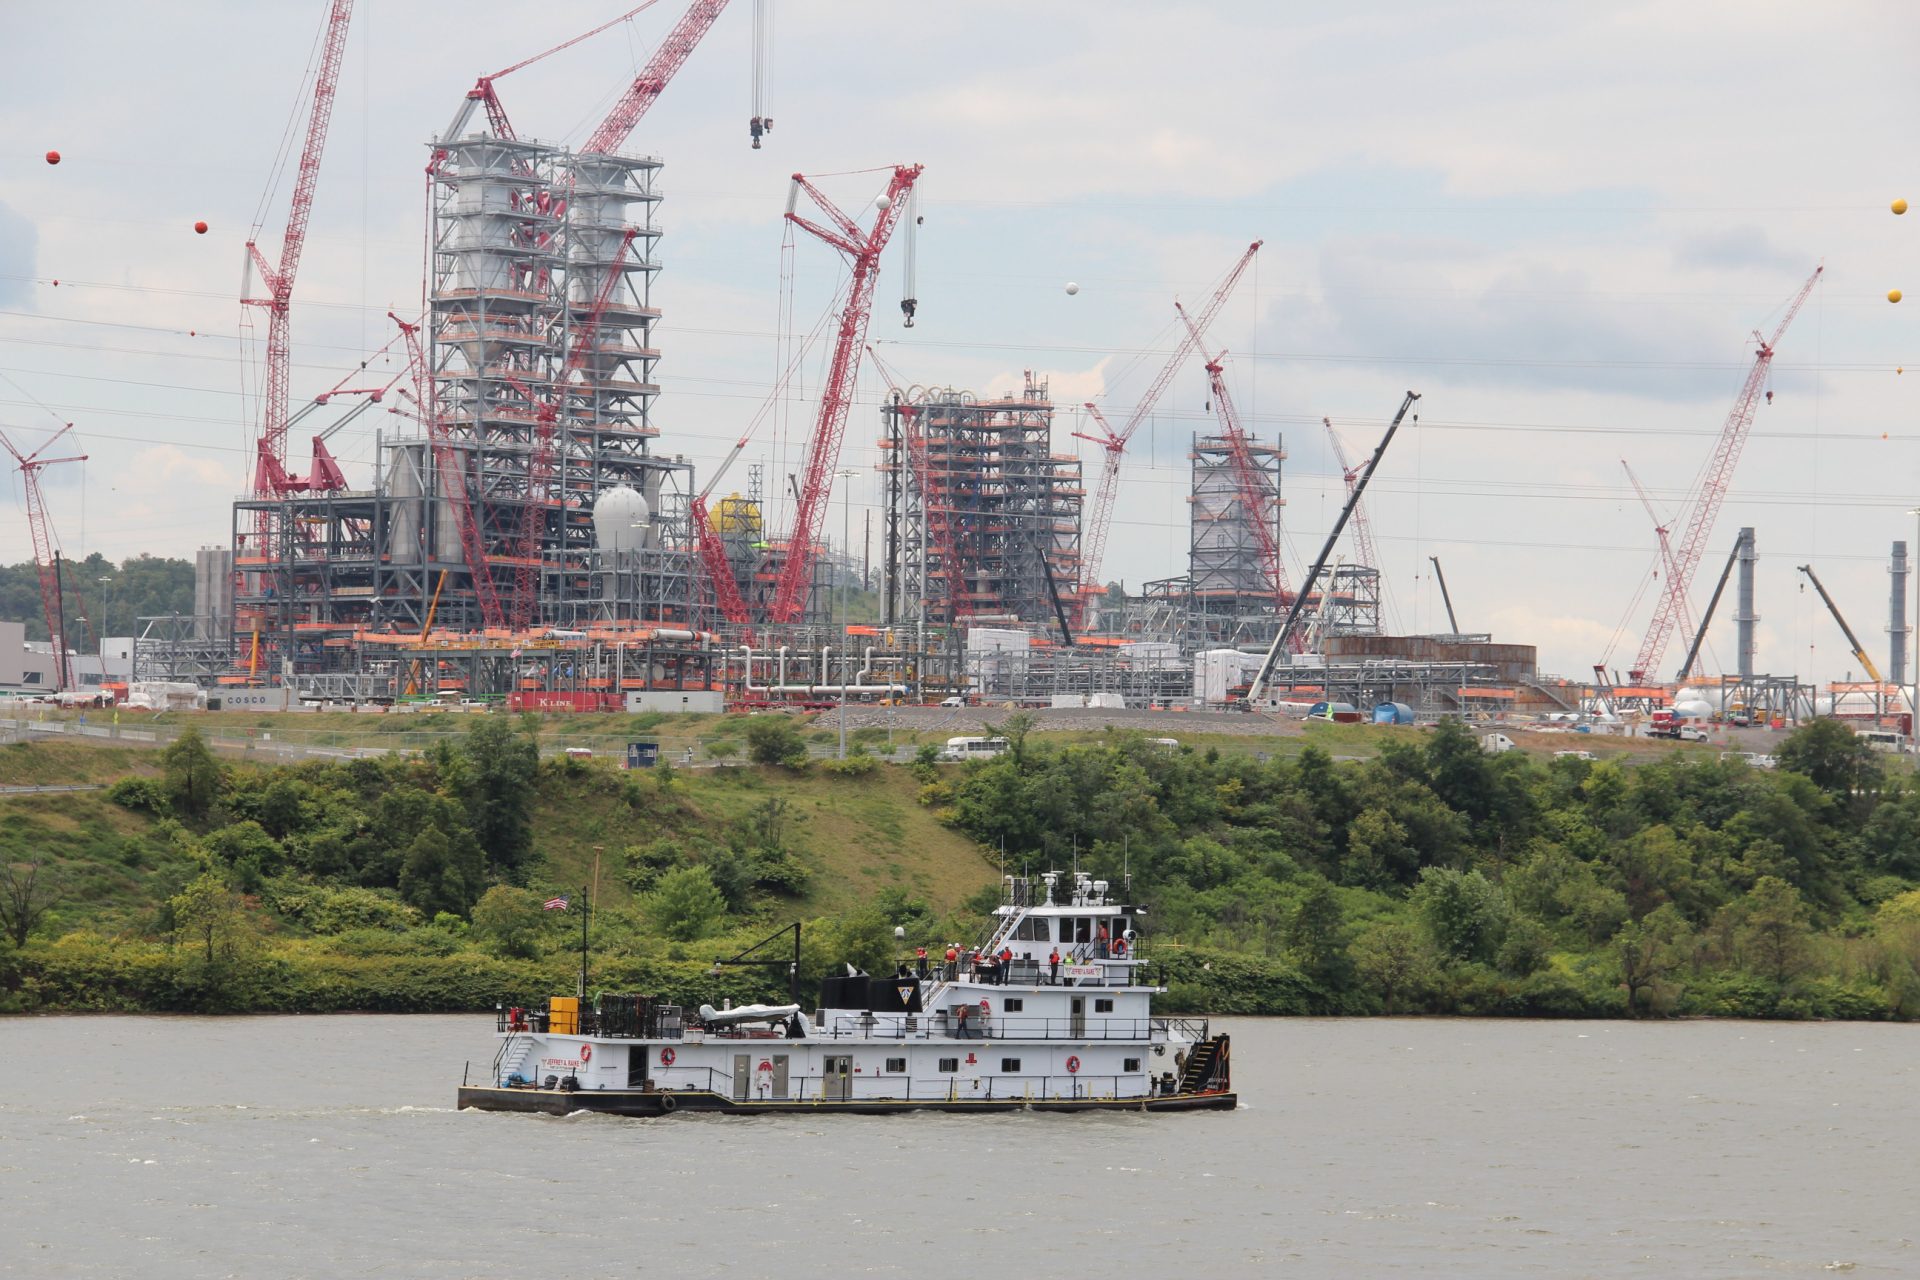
[1,1015,1914,1278]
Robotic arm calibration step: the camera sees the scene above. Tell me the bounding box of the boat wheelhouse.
[456,871,1234,1116]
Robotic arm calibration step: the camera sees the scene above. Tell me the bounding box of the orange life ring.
[1066,1055,1080,1074]
[659,1047,676,1066]
[979,998,991,1015]
[580,1043,592,1063]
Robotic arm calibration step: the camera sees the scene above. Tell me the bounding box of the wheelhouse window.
[1000,1058,1021,1073]
[938,1057,959,1073]
[1015,916,1050,942]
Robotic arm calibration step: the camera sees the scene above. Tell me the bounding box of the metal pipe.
[1892,540,1909,689]
[1734,527,1758,680]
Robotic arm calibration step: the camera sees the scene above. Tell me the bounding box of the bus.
[937,736,1010,762]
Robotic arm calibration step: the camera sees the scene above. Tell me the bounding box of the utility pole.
[838,467,857,759]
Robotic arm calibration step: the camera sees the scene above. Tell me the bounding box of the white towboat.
[456,871,1234,1116]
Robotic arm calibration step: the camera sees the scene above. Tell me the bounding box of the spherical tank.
[591,485,650,553]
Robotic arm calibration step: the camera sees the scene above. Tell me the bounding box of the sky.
[0,0,1916,683]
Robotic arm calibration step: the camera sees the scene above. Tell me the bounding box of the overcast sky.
[1,0,1916,682]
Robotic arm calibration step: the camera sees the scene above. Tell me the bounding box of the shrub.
[822,753,879,777]
[647,866,727,941]
[106,777,171,816]
[745,717,808,767]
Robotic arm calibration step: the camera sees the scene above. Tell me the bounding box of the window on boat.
[1094,998,1113,1013]
[938,1057,959,1073]
[885,1057,906,1074]
[1015,916,1050,942]
[1124,1057,1142,1073]
[1002,998,1024,1012]
[1000,1058,1021,1073]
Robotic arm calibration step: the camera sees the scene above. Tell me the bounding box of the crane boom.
[767,164,922,625]
[245,0,354,493]
[1798,563,1884,684]
[1324,418,1380,570]
[1429,556,1460,633]
[1248,392,1420,704]
[582,0,731,155]
[1175,303,1286,600]
[1630,265,1823,680]
[1621,459,1696,649]
[0,425,86,690]
[1078,240,1261,592]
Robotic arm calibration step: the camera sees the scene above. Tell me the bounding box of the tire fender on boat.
[659,1093,677,1113]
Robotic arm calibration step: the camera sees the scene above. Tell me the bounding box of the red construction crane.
[1627,264,1823,680]
[431,2,662,164]
[582,0,731,156]
[766,164,923,625]
[1323,417,1379,571]
[244,0,354,499]
[1176,302,1287,601]
[1620,459,1696,652]
[0,425,86,690]
[1077,240,1262,594]
[867,344,971,620]
[390,313,506,629]
[499,229,642,628]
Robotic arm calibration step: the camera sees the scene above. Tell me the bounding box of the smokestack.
[1733,527,1758,679]
[1892,540,1909,688]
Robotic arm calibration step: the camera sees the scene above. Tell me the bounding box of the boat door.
[1070,996,1086,1037]
[732,1053,751,1102]
[824,1055,853,1102]
[770,1054,790,1101]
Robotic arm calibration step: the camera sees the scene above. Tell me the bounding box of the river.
[1,1015,1914,1277]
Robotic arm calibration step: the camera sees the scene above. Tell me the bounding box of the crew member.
[1048,948,1061,984]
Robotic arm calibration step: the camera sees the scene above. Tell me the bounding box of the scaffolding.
[1185,430,1285,648]
[880,375,1083,629]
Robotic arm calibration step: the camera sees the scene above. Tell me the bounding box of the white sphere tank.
[1673,699,1713,720]
[592,485,650,554]
[1672,686,1729,713]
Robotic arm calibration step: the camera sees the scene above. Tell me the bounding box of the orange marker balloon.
[45,150,60,165]
[194,221,209,235]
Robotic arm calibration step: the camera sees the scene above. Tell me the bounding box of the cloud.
[1674,226,1805,274]
[0,201,37,307]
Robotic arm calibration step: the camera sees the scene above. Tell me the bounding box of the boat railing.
[1152,1016,1210,1042]
[580,1071,1193,1103]
[820,1013,1188,1042]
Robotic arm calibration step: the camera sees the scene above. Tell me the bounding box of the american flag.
[543,895,570,911]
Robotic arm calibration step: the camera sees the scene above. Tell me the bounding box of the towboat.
[456,871,1234,1116]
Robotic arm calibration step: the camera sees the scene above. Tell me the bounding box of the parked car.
[1553,749,1598,761]
[939,695,966,708]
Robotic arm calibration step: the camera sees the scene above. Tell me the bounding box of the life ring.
[979,999,991,1015]
[659,1047,676,1066]
[659,1093,677,1113]
[1065,1055,1081,1074]
[579,1043,592,1063]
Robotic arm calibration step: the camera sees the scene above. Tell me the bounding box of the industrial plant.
[4,0,1910,746]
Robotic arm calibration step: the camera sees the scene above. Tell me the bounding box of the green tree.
[1775,718,1881,808]
[397,825,485,918]
[1351,922,1437,1014]
[471,885,548,958]
[987,712,1038,769]
[745,717,808,767]
[202,820,283,891]
[1411,866,1511,964]
[169,871,251,967]
[1612,903,1692,1016]
[1733,875,1815,985]
[161,727,224,820]
[1284,881,1353,989]
[453,717,539,876]
[0,860,54,947]
[648,865,727,941]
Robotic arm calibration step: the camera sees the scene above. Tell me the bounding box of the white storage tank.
[592,485,650,553]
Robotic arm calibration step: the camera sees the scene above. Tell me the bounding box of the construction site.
[2,1,1909,741]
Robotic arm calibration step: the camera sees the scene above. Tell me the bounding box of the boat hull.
[456,1084,1237,1117]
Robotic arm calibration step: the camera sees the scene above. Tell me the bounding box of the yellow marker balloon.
[1893,289,1905,304]
[1896,198,1910,215]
